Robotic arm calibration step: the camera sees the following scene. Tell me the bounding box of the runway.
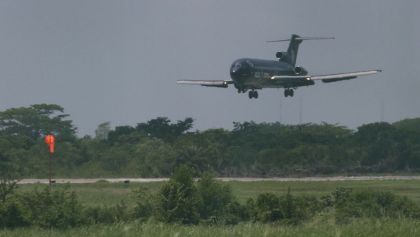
[17,176,420,184]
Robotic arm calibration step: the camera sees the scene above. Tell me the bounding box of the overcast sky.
[0,0,419,135]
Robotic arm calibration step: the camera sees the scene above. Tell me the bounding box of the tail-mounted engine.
[294,66,308,75]
[276,52,288,61]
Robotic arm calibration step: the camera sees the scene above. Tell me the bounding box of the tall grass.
[1,219,419,237]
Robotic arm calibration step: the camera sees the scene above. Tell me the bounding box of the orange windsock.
[44,135,55,153]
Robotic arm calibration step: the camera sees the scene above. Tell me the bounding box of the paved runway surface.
[17,176,420,184]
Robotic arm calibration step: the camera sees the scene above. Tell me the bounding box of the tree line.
[0,103,420,179]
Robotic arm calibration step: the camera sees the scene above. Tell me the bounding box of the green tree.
[355,122,400,169]
[0,141,20,202]
[134,138,176,177]
[136,117,194,141]
[0,104,76,141]
[107,126,136,144]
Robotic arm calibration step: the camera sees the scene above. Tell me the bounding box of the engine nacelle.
[294,66,308,75]
[276,52,287,60]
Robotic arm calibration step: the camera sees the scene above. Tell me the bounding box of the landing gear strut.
[284,88,294,97]
[248,90,258,99]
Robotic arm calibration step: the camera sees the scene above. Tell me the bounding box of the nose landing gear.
[284,88,294,97]
[248,90,258,99]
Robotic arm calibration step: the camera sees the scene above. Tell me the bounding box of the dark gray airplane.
[177,34,381,99]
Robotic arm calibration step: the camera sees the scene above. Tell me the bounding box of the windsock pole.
[49,152,52,186]
[44,134,56,186]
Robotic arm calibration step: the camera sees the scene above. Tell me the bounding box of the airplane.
[177,34,381,99]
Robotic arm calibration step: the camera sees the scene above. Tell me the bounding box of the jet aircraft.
[177,34,381,99]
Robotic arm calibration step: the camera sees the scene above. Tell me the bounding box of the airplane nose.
[230,64,242,80]
[231,63,241,73]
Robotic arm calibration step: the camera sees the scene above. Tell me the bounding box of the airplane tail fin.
[267,34,334,66]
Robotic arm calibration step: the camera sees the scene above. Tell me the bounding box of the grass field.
[16,179,420,206]
[1,219,419,237]
[3,179,420,237]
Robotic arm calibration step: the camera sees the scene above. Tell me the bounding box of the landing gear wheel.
[284,89,294,97]
[248,90,259,99]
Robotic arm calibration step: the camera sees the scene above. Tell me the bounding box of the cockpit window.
[246,60,254,68]
[231,62,238,69]
[232,62,241,71]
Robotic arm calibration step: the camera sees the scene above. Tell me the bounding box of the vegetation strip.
[2,166,420,230]
[1,104,420,178]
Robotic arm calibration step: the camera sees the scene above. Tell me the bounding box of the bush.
[250,189,322,224]
[197,173,236,223]
[18,187,84,228]
[137,170,248,225]
[279,192,322,224]
[222,200,249,224]
[321,188,420,223]
[155,165,199,224]
[0,197,29,228]
[132,187,154,221]
[255,193,282,222]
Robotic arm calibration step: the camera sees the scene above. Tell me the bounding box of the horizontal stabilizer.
[267,36,335,43]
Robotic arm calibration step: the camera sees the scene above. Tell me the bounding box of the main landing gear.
[284,88,294,97]
[237,88,258,99]
[248,90,258,99]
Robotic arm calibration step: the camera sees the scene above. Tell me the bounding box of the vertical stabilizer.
[286,34,303,66]
[267,34,334,67]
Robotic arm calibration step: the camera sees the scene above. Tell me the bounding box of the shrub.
[255,193,282,222]
[196,173,235,222]
[222,200,249,224]
[279,192,322,224]
[18,187,83,228]
[251,189,322,224]
[324,188,420,222]
[155,165,199,224]
[132,187,154,221]
[0,197,29,228]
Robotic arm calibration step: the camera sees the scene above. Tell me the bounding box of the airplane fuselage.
[229,58,314,91]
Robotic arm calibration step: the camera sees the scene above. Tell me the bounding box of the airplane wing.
[177,80,233,88]
[310,70,382,83]
[270,70,381,83]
